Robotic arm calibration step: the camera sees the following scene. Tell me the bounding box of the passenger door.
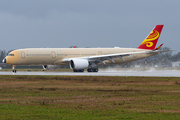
[98,51,102,55]
[21,52,25,59]
[52,51,56,58]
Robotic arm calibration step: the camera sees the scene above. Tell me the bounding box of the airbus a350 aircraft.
[2,25,169,73]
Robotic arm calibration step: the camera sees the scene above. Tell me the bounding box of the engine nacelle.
[69,59,89,70]
[42,65,61,70]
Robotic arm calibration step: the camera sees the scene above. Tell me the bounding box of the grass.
[0,75,180,119]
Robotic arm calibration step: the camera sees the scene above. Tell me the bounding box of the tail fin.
[137,25,164,50]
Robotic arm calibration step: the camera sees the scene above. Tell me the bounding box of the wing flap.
[62,51,147,63]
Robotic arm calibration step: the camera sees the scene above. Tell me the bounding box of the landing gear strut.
[87,68,98,72]
[12,65,17,74]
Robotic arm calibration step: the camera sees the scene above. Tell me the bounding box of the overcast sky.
[0,0,179,53]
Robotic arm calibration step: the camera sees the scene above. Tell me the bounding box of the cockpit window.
[8,54,14,56]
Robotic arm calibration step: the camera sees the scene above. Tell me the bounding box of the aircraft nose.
[2,58,6,63]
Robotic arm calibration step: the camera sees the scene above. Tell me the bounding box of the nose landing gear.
[12,65,17,74]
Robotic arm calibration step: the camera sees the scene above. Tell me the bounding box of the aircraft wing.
[62,51,148,64]
[61,49,174,66]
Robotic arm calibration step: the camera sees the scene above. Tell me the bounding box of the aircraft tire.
[73,69,84,72]
[12,69,17,74]
[73,69,78,72]
[93,68,98,72]
[87,68,92,72]
[78,69,84,72]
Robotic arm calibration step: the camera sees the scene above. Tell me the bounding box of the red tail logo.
[138,25,164,50]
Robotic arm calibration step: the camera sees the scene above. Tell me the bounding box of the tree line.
[0,50,7,63]
[0,50,13,63]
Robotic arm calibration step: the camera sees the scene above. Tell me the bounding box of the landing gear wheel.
[87,68,92,72]
[12,65,17,74]
[78,69,84,72]
[12,70,17,74]
[87,68,98,72]
[73,69,78,72]
[73,69,84,72]
[92,68,98,72]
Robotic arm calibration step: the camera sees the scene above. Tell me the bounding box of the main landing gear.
[12,65,17,74]
[87,68,98,72]
[73,69,84,72]
[73,68,98,72]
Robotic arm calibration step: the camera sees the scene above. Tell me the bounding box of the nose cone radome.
[2,58,6,63]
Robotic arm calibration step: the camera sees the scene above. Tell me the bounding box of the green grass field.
[0,75,180,120]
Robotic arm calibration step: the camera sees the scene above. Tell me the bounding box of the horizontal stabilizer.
[154,43,163,50]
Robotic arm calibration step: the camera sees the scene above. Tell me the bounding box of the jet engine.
[42,65,61,70]
[69,59,89,70]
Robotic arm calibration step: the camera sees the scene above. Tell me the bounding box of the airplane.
[2,25,170,73]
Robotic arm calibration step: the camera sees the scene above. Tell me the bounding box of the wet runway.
[0,70,180,77]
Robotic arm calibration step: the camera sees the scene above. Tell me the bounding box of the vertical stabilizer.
[138,25,164,50]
